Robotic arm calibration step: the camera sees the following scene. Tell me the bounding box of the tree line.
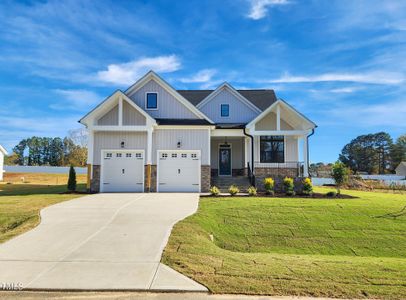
[5,130,88,167]
[311,132,406,176]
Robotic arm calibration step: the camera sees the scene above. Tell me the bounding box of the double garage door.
[101,150,200,192]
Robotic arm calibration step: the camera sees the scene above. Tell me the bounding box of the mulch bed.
[58,191,91,194]
[201,192,357,199]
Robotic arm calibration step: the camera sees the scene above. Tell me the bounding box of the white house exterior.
[0,145,7,181]
[395,162,406,177]
[80,71,317,193]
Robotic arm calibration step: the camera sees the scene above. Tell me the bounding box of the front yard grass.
[0,173,87,243]
[162,187,406,299]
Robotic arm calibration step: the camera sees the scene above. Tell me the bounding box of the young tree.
[331,161,349,194]
[67,166,77,192]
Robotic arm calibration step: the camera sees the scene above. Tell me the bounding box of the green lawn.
[162,187,406,299]
[0,173,86,243]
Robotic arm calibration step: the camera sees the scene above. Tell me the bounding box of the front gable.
[197,83,261,124]
[125,71,213,122]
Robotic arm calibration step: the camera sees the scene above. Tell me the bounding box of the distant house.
[0,145,7,181]
[395,162,406,177]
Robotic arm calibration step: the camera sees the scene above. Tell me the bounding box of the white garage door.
[157,150,200,192]
[101,150,144,192]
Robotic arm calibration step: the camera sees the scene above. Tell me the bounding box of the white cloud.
[247,0,289,20]
[329,87,361,93]
[266,72,405,85]
[179,69,217,83]
[52,89,100,110]
[97,55,181,85]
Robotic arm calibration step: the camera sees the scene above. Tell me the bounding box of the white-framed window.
[146,92,158,110]
[220,104,229,117]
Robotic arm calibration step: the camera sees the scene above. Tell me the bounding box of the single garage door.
[101,150,144,192]
[157,150,200,192]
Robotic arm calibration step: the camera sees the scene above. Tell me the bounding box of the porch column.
[86,129,94,191]
[146,128,153,192]
[303,135,309,177]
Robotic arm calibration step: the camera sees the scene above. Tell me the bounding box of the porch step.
[211,176,252,192]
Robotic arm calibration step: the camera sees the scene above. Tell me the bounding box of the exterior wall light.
[120,141,125,148]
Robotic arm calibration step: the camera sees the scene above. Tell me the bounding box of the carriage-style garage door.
[157,150,200,192]
[101,150,144,192]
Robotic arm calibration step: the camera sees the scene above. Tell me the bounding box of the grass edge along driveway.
[162,188,406,299]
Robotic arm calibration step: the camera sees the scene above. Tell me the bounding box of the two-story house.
[80,71,316,193]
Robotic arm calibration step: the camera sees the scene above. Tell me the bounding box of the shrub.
[331,161,349,194]
[228,184,240,196]
[326,191,337,198]
[302,177,313,195]
[247,186,257,196]
[209,186,220,196]
[283,177,295,196]
[263,177,274,195]
[67,165,77,192]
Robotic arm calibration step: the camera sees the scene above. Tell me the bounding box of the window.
[191,153,197,158]
[106,153,112,158]
[260,136,284,163]
[220,104,229,117]
[146,93,157,109]
[126,153,132,158]
[171,153,177,158]
[162,153,168,158]
[181,153,187,158]
[135,153,142,158]
[116,153,122,158]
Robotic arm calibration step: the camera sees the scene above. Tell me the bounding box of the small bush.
[209,186,220,196]
[67,165,77,192]
[302,177,313,195]
[331,161,349,194]
[263,177,274,195]
[228,184,240,196]
[326,191,337,198]
[283,177,295,196]
[247,186,257,196]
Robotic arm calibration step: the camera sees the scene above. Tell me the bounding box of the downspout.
[306,129,315,177]
[243,128,255,184]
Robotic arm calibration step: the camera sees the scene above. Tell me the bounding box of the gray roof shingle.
[177,89,277,111]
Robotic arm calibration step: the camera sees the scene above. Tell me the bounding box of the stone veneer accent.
[91,165,100,193]
[145,165,157,192]
[211,168,247,177]
[255,167,299,178]
[201,165,211,192]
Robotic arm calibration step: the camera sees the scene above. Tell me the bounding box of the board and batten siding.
[152,129,210,165]
[254,135,298,164]
[255,112,294,130]
[93,131,147,165]
[128,79,199,119]
[123,101,146,125]
[199,88,259,123]
[97,105,119,125]
[211,138,244,169]
[0,151,4,181]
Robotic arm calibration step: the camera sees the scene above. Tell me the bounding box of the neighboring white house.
[395,162,406,177]
[0,145,8,181]
[80,71,317,193]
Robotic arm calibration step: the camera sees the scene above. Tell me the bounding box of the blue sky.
[0,0,405,163]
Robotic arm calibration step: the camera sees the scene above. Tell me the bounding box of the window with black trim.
[146,93,157,109]
[220,104,229,117]
[260,136,284,163]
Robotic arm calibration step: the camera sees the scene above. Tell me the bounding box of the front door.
[219,146,232,176]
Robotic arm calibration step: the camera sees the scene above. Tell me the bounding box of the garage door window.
[181,153,187,158]
[136,153,142,158]
[191,153,197,158]
[161,153,168,158]
[126,153,132,158]
[116,153,122,158]
[171,153,177,158]
[106,153,112,158]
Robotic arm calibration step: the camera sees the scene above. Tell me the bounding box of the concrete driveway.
[0,193,207,291]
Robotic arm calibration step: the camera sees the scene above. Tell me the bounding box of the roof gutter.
[243,128,255,183]
[306,128,315,177]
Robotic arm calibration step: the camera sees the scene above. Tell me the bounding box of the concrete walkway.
[0,193,207,291]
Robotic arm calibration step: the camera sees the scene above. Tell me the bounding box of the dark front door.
[219,147,232,176]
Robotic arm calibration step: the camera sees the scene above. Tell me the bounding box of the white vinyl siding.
[129,79,199,119]
[122,101,146,125]
[199,88,258,123]
[93,132,147,165]
[152,129,210,165]
[97,105,119,125]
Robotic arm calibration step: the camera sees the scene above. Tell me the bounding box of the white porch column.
[147,128,153,164]
[303,135,309,177]
[87,129,94,165]
[244,137,249,168]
